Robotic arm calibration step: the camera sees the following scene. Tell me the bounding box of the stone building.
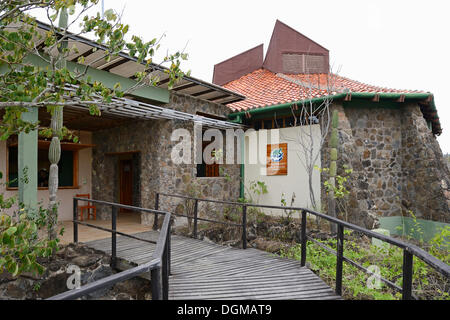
[214,20,450,228]
[0,22,245,225]
[91,91,243,224]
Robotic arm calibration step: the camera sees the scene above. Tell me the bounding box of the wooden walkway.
[85,231,340,300]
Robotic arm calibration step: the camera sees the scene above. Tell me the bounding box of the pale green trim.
[18,107,38,208]
[23,54,169,104]
[379,216,450,244]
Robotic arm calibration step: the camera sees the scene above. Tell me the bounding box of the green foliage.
[247,180,268,202]
[0,1,188,141]
[315,165,353,199]
[249,180,268,196]
[0,172,58,277]
[280,192,299,223]
[396,210,425,244]
[280,228,450,300]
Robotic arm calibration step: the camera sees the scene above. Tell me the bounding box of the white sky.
[34,0,450,153]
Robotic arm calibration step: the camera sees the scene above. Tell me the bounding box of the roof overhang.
[228,92,441,135]
[34,21,246,106]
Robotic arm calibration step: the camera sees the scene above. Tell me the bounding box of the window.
[196,141,220,178]
[7,144,78,189]
[253,114,320,130]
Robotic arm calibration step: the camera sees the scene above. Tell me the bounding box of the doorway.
[119,159,133,213]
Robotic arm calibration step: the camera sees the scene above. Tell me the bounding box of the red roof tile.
[223,68,425,112]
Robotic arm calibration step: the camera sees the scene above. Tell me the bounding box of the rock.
[114,278,150,296]
[115,293,133,300]
[5,281,29,299]
[203,236,214,244]
[0,272,16,284]
[48,260,65,272]
[37,273,70,299]
[64,247,79,259]
[253,238,285,253]
[20,271,44,281]
[86,265,114,299]
[71,255,100,268]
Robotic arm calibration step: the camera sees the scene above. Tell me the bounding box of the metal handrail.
[158,192,450,300]
[47,198,172,300]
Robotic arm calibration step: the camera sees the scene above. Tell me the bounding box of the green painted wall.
[380,216,450,244]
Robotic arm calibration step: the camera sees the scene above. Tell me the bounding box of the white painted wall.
[244,125,322,217]
[0,131,93,221]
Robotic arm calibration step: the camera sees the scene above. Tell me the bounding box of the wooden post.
[402,250,414,300]
[335,224,344,296]
[301,210,307,267]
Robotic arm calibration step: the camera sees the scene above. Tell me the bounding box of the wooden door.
[119,159,133,212]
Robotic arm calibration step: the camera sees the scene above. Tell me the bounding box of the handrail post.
[301,210,307,267]
[168,221,172,276]
[111,206,117,269]
[242,205,247,249]
[193,199,199,238]
[335,224,344,296]
[151,266,162,300]
[153,193,159,231]
[162,232,169,300]
[402,249,414,300]
[73,198,78,244]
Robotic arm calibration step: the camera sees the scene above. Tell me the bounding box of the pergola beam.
[23,54,170,105]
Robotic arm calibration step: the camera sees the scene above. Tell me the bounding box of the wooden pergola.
[34,85,246,131]
[7,20,246,209]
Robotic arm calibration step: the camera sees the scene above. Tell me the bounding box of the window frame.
[6,141,80,190]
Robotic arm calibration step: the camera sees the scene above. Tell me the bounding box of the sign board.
[267,143,288,176]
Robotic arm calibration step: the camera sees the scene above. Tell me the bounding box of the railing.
[155,192,248,248]
[157,192,450,300]
[47,198,171,300]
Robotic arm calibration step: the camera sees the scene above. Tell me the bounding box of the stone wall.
[321,101,450,228]
[400,104,450,221]
[91,92,241,225]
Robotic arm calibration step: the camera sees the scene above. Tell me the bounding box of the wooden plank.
[85,230,340,300]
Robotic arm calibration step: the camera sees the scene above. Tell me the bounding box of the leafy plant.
[0,1,188,241]
[280,228,449,300]
[0,172,58,277]
[280,192,298,223]
[315,165,353,221]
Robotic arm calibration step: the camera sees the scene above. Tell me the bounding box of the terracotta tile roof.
[223,68,425,112]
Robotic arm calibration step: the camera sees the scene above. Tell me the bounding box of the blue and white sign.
[270,148,284,162]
